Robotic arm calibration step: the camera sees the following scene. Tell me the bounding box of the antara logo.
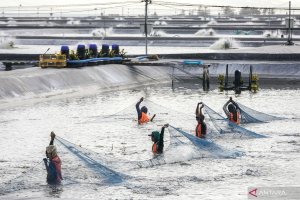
[249,188,258,197]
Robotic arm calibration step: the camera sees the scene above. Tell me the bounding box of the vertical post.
[103,10,106,37]
[225,64,228,88]
[172,66,174,89]
[269,8,271,28]
[206,65,210,90]
[249,65,253,90]
[287,1,293,45]
[18,4,22,17]
[145,1,148,55]
[143,0,151,56]
[203,65,210,91]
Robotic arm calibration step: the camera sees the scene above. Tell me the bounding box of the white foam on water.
[154,21,168,26]
[66,20,81,25]
[158,17,172,21]
[91,27,113,37]
[263,30,284,38]
[0,36,15,49]
[7,20,17,25]
[149,30,167,37]
[207,19,217,25]
[195,28,216,36]
[209,37,241,49]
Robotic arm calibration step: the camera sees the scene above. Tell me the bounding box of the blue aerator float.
[39,44,126,68]
[183,60,204,65]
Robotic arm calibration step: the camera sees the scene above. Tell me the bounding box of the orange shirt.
[139,112,150,124]
[152,143,158,154]
[230,111,240,125]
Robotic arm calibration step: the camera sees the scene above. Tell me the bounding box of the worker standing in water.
[43,131,63,185]
[149,124,168,154]
[136,97,156,125]
[223,97,241,124]
[195,102,207,138]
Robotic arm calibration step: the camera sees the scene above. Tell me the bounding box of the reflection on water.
[0,80,299,199]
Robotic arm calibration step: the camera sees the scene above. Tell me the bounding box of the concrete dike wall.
[0,65,173,100]
[0,62,299,102]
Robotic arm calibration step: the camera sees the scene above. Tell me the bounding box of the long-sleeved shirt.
[223,100,240,120]
[136,101,142,120]
[156,127,165,154]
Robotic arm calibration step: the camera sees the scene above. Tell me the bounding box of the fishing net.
[144,99,219,136]
[235,101,285,123]
[169,126,244,159]
[55,127,192,171]
[66,98,245,172]
[0,155,77,196]
[203,103,266,138]
[86,102,137,124]
[145,99,266,140]
[134,126,191,168]
[0,160,46,196]
[56,136,125,184]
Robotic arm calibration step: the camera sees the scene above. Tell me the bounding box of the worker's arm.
[49,131,55,145]
[223,98,231,118]
[136,97,143,120]
[195,102,201,116]
[150,114,156,122]
[230,98,239,109]
[200,104,204,117]
[158,124,168,153]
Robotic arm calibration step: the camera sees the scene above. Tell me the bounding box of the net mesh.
[203,104,267,138]
[0,98,249,196]
[169,126,244,158]
[144,100,219,137]
[54,100,252,173]
[0,161,45,195]
[134,127,192,168]
[0,157,77,196]
[56,136,125,184]
[235,102,285,123]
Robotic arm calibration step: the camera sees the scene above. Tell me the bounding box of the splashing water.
[207,19,217,25]
[154,21,168,26]
[210,38,240,50]
[91,28,113,37]
[158,17,171,20]
[114,17,124,21]
[195,28,216,36]
[0,36,15,49]
[7,20,17,26]
[263,30,284,38]
[149,30,167,37]
[67,20,81,25]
